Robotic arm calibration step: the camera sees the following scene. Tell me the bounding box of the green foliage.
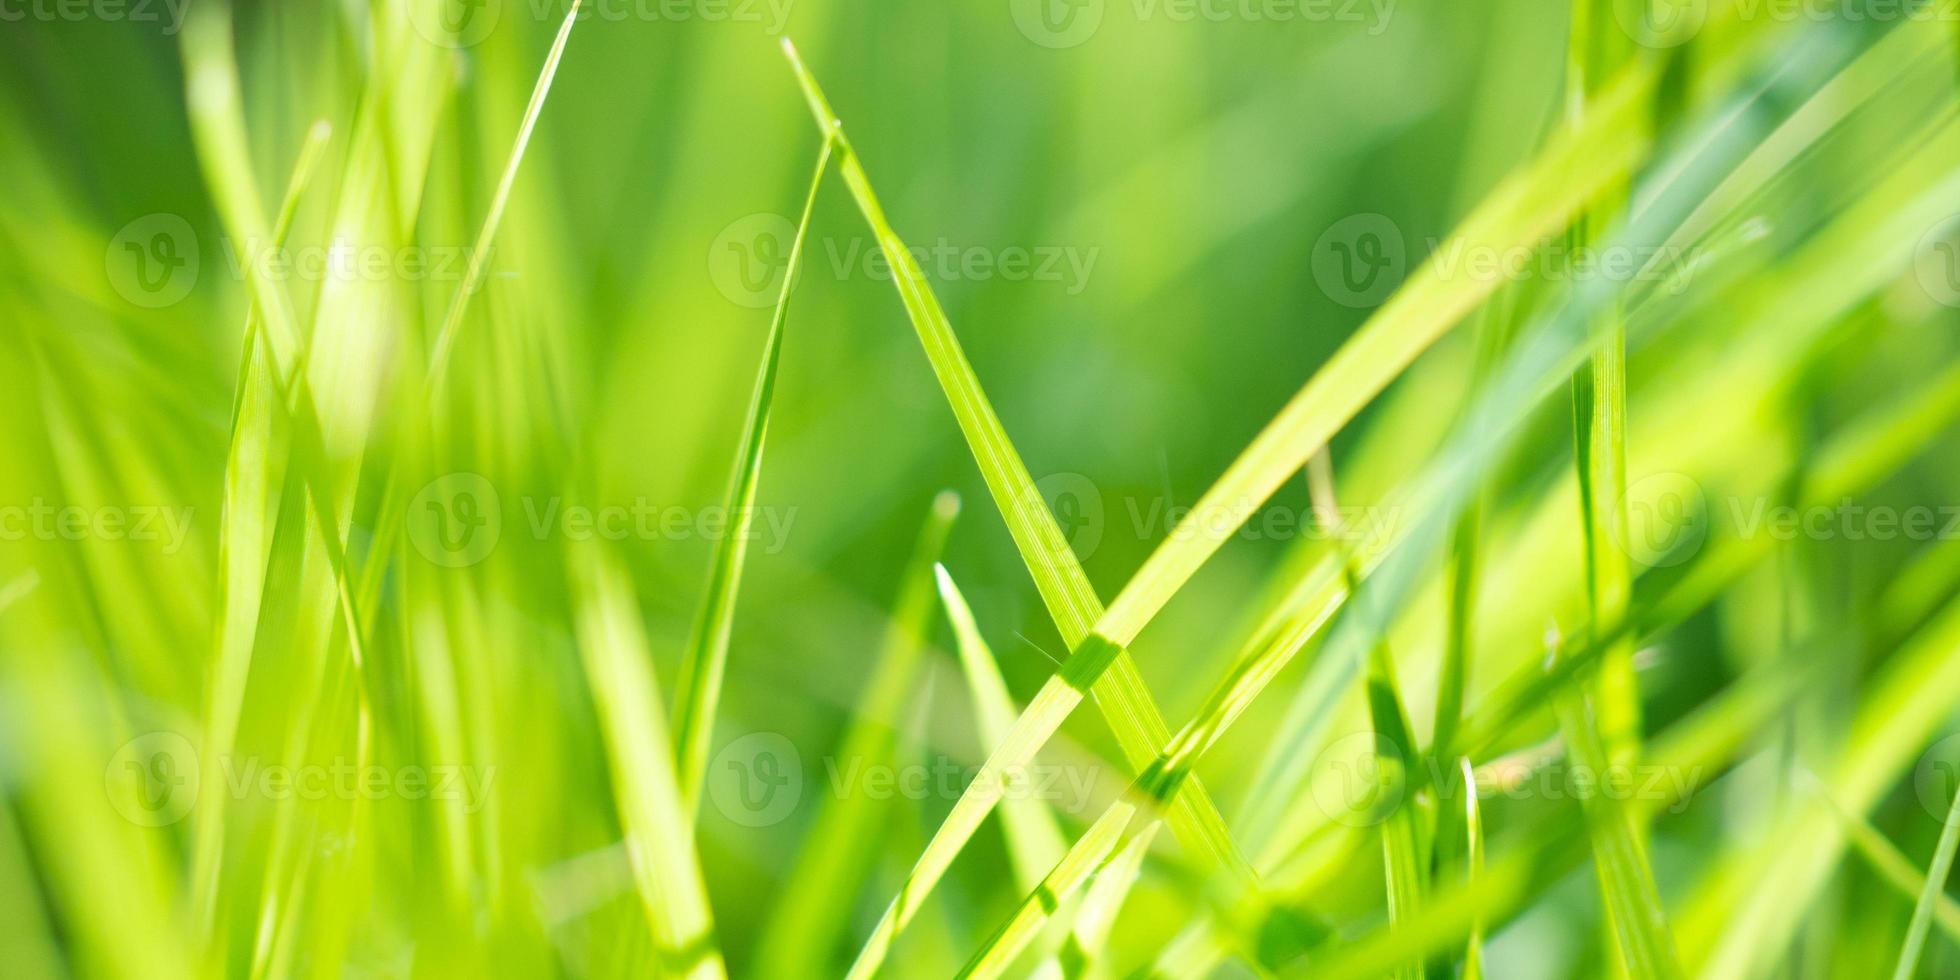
[5,2,1960,978]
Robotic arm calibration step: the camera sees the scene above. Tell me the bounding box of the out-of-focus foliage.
[3,0,1960,977]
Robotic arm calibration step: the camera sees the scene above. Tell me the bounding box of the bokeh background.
[6,0,1960,977]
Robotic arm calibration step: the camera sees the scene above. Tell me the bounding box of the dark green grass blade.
[673,139,834,815]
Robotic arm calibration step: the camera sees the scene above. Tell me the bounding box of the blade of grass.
[568,540,726,980]
[776,41,1257,975]
[1060,822,1159,976]
[1891,764,1960,980]
[753,492,959,977]
[191,115,332,950]
[935,564,1068,891]
[1461,756,1486,980]
[424,0,582,395]
[1308,451,1427,980]
[1804,774,1960,946]
[673,138,834,815]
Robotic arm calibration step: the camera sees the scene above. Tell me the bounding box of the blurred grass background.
[4,0,1960,977]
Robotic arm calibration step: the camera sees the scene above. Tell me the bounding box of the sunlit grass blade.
[754,492,959,977]
[1804,773,1960,946]
[568,541,726,979]
[354,0,582,620]
[1547,625,1682,980]
[1308,450,1426,980]
[935,564,1068,890]
[955,804,1138,980]
[1461,756,1486,980]
[424,0,582,395]
[191,115,332,949]
[778,40,1254,976]
[674,139,833,815]
[1891,763,1960,980]
[1061,821,1158,975]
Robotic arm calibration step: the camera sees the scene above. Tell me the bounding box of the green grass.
[7,1,1960,978]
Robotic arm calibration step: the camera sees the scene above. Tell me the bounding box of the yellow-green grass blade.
[192,116,333,950]
[1547,628,1682,980]
[182,9,403,957]
[1566,0,1643,796]
[1059,822,1159,977]
[1075,55,1658,653]
[1461,756,1486,980]
[754,493,959,977]
[1564,12,1665,956]
[674,139,834,816]
[354,0,582,624]
[1805,775,1960,947]
[778,41,1254,975]
[568,540,726,979]
[942,562,1133,976]
[1308,451,1427,980]
[935,564,1068,892]
[1456,355,1960,768]
[1240,21,1919,852]
[1891,765,1960,980]
[785,46,1669,975]
[425,0,581,397]
[956,804,1139,980]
